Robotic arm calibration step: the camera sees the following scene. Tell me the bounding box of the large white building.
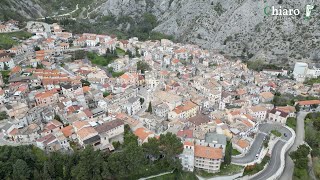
[293,62,320,82]
[293,62,308,81]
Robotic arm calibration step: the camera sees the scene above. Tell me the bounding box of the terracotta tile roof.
[297,100,320,106]
[237,89,246,95]
[172,58,180,64]
[174,48,187,53]
[0,57,12,62]
[250,106,267,112]
[236,139,250,149]
[194,145,223,159]
[11,66,21,74]
[177,129,193,139]
[36,134,57,146]
[77,127,97,140]
[134,127,153,142]
[51,120,63,127]
[61,125,73,137]
[9,128,18,135]
[230,110,241,116]
[260,92,274,99]
[215,119,223,124]
[35,91,56,99]
[244,114,254,121]
[242,119,254,128]
[73,121,89,131]
[83,109,93,117]
[184,141,194,146]
[120,73,130,80]
[276,106,296,113]
[173,101,197,114]
[83,86,90,92]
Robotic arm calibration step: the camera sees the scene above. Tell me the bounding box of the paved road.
[279,112,308,180]
[253,140,287,180]
[37,4,79,20]
[232,132,266,164]
[232,123,292,164]
[59,66,75,77]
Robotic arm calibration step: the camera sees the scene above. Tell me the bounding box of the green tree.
[12,159,30,180]
[295,104,301,111]
[71,146,104,180]
[146,102,152,113]
[108,152,127,178]
[137,61,151,74]
[159,133,183,159]
[103,91,110,97]
[224,141,232,165]
[139,98,145,105]
[0,111,8,120]
[126,50,135,58]
[124,142,145,172]
[3,63,9,70]
[312,104,319,109]
[34,46,41,51]
[54,114,62,123]
[290,144,310,169]
[313,118,320,131]
[124,128,138,147]
[142,137,161,160]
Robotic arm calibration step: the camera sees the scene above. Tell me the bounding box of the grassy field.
[116,47,126,56]
[271,130,282,137]
[0,31,32,49]
[112,71,125,78]
[87,52,118,66]
[232,148,241,156]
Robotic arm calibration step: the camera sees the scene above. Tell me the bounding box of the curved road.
[253,140,287,180]
[232,123,292,165]
[279,112,309,180]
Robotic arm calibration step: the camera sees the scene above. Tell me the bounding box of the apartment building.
[268,108,289,124]
[169,101,198,120]
[35,90,59,107]
[180,141,223,173]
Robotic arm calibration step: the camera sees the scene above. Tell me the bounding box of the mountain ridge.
[1,0,319,66]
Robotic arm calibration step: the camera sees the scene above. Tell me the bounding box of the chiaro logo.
[264,6,300,16]
[263,0,314,19]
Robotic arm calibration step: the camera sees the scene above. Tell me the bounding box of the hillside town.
[0,20,319,178]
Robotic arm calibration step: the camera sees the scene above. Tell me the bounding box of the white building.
[125,97,141,116]
[180,142,195,172]
[0,57,14,70]
[248,105,268,121]
[293,62,308,81]
[268,108,289,124]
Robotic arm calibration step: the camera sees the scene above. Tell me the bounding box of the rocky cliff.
[97,0,320,66]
